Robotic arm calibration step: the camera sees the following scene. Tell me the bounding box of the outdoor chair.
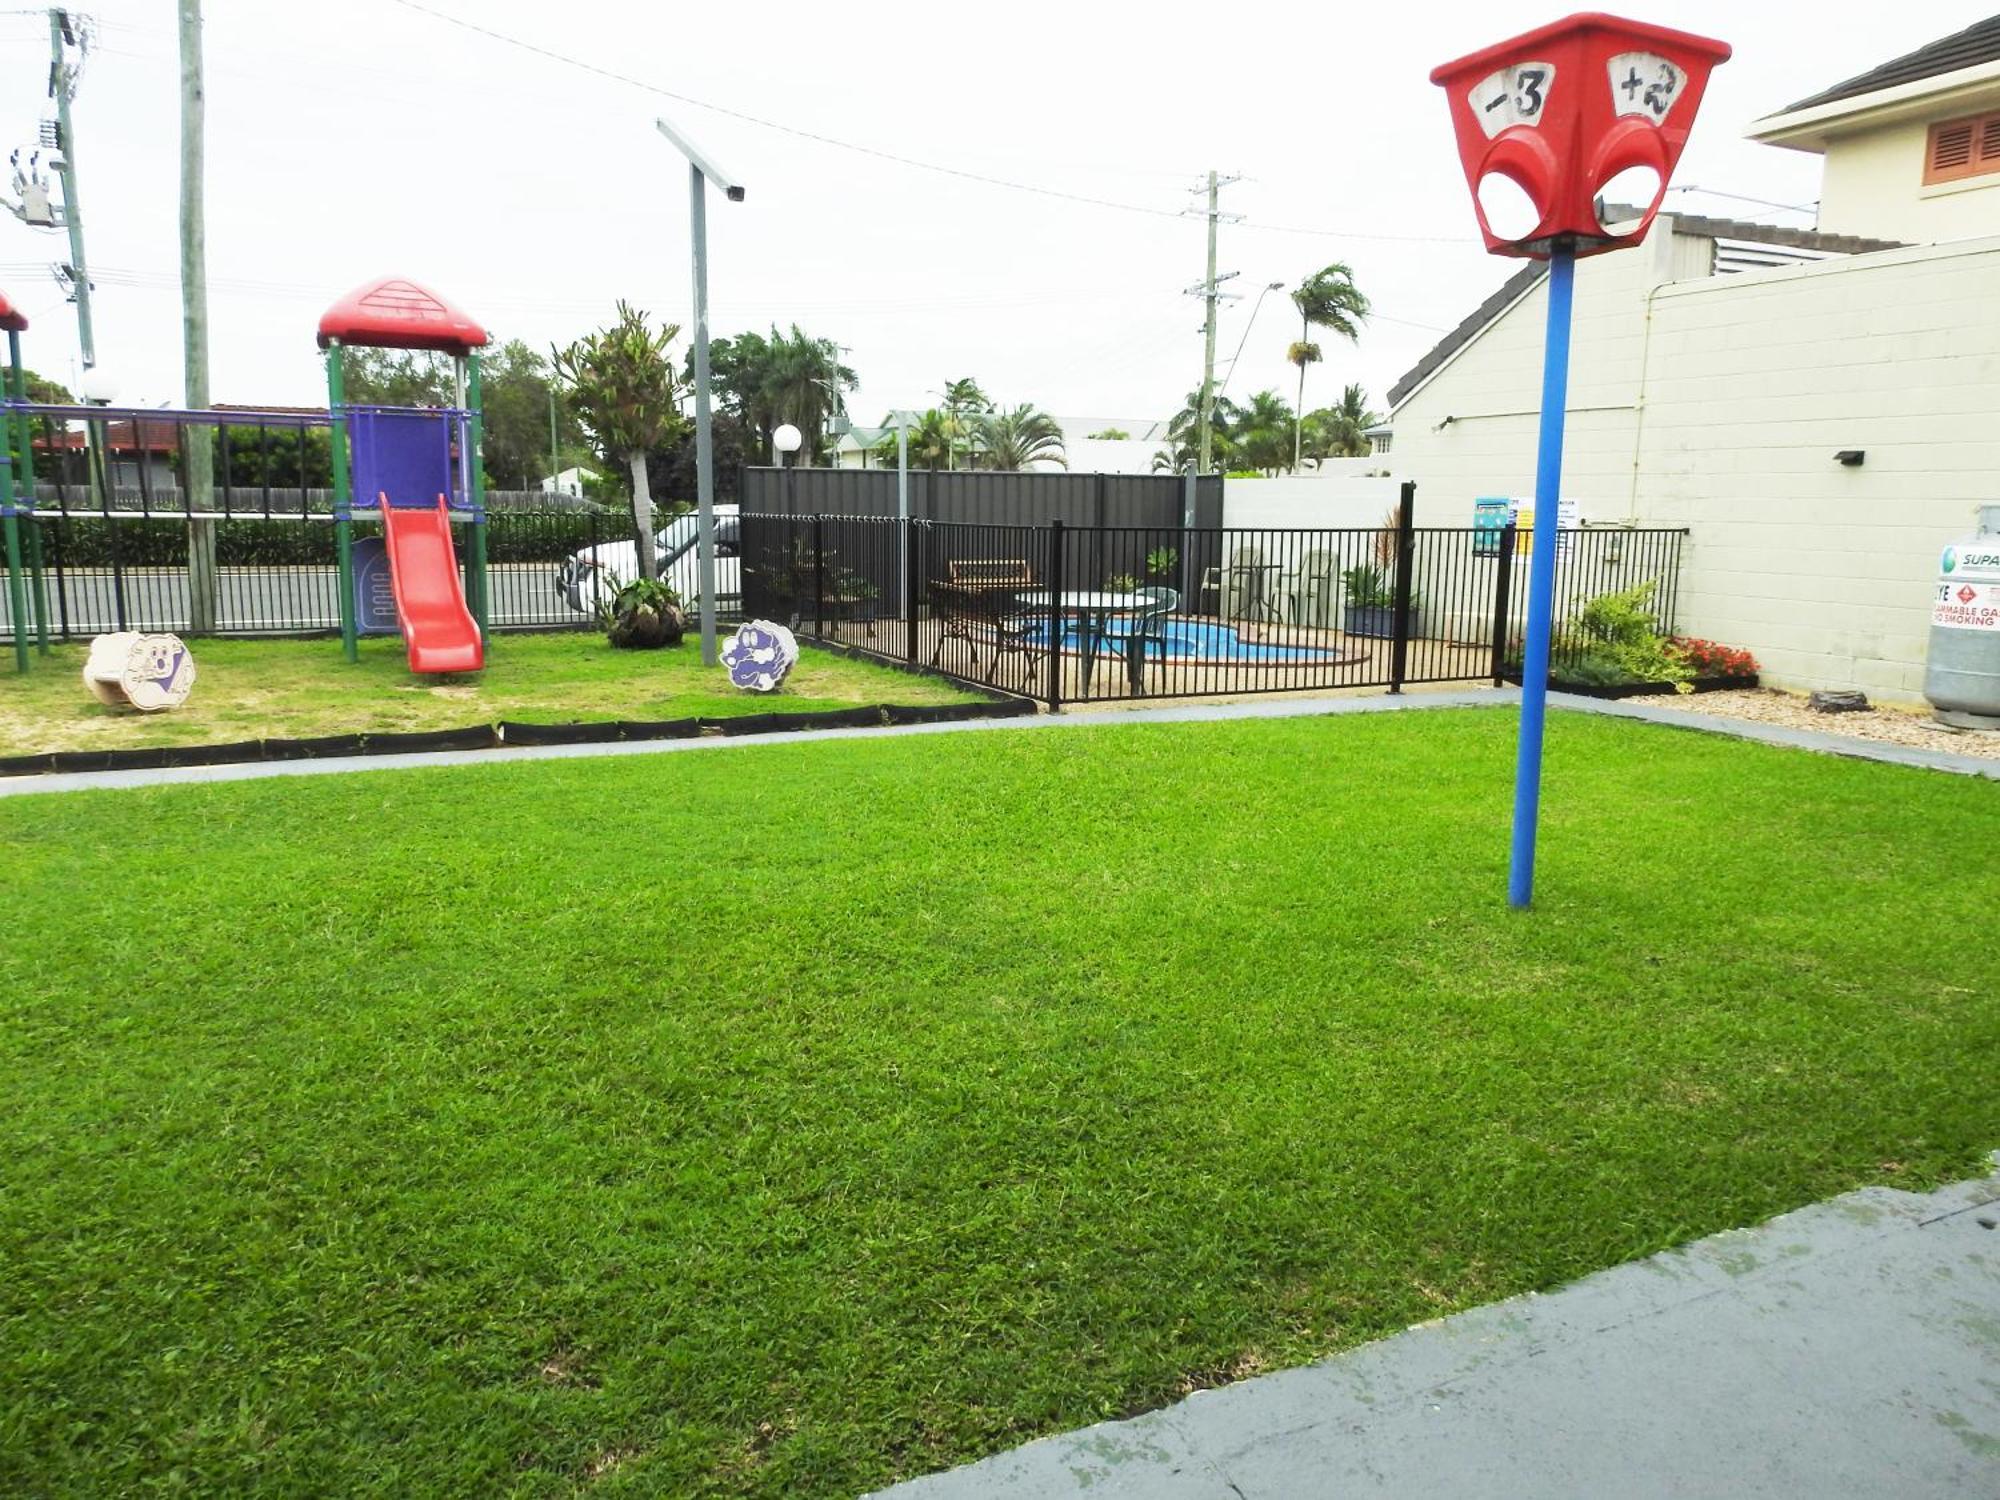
[929,580,1043,688]
[1284,550,1339,628]
[1123,586,1179,694]
[1199,546,1272,622]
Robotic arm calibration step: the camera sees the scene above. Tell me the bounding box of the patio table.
[1014,589,1148,693]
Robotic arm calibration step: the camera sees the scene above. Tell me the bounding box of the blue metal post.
[1508,241,1576,909]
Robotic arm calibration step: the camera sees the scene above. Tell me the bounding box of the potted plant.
[1339,563,1421,639]
[602,576,686,649]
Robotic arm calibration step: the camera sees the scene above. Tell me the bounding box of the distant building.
[536,465,597,498]
[1747,14,2000,243]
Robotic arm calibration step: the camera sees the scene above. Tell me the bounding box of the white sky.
[0,1,1986,424]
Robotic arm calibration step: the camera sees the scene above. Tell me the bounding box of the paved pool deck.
[3,687,1995,797]
[872,1157,2000,1500]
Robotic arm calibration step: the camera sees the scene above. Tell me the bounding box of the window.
[1924,112,2000,186]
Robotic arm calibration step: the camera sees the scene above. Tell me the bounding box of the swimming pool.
[1030,616,1336,663]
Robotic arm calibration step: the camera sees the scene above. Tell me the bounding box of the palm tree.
[763,326,857,465]
[1167,389,1240,472]
[553,302,685,580]
[1230,390,1297,475]
[940,377,989,469]
[1327,382,1380,458]
[870,409,956,470]
[1290,264,1370,469]
[1285,340,1322,470]
[974,404,1066,470]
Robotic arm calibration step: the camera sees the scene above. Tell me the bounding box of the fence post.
[1046,520,1065,711]
[812,513,825,640]
[25,513,48,653]
[1490,523,1517,688]
[107,508,128,632]
[1388,479,1415,694]
[903,517,918,664]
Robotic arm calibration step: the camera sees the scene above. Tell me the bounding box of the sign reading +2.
[1607,51,1684,122]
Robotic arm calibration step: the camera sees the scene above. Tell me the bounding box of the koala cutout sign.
[82,633,197,712]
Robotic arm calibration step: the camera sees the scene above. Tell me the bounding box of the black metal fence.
[1,500,615,639]
[742,495,1687,709]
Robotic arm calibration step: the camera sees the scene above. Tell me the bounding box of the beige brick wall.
[1386,229,2000,704]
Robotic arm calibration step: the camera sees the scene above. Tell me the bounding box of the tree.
[1285,340,1322,470]
[1289,264,1369,470]
[553,303,686,580]
[1229,390,1297,475]
[871,409,956,470]
[1164,389,1240,473]
[939,377,989,469]
[478,339,586,490]
[763,326,856,465]
[343,347,454,408]
[1316,383,1381,462]
[1086,427,1130,441]
[973,404,1066,470]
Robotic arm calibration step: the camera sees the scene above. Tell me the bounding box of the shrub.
[602,577,686,649]
[1669,636,1759,678]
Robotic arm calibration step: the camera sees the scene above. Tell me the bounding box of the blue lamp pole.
[1507,240,1575,908]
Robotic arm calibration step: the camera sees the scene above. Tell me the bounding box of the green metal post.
[328,341,358,662]
[26,513,48,653]
[5,331,40,655]
[2,456,23,673]
[2,328,22,669]
[465,350,489,644]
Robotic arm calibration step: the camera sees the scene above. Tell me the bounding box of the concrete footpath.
[875,1158,2000,1499]
[3,688,1996,798]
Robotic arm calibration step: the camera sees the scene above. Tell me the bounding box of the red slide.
[377,495,484,674]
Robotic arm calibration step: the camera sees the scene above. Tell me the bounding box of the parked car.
[556,507,741,615]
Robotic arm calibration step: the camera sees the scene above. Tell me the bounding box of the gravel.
[1623,688,2000,760]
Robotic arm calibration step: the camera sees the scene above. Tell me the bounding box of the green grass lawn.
[3,709,1996,1497]
[0,633,983,756]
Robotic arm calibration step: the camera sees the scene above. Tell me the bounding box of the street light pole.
[656,115,745,668]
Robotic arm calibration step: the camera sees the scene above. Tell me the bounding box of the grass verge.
[2,708,1995,1496]
[0,633,984,756]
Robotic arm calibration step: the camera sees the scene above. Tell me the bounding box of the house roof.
[1385,213,1906,409]
[1783,15,2000,113]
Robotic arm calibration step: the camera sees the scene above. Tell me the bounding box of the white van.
[555,506,741,615]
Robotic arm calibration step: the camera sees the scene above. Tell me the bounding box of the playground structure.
[321,276,489,674]
[0,276,494,676]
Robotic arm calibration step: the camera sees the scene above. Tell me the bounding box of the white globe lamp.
[79,368,119,406]
[772,423,803,465]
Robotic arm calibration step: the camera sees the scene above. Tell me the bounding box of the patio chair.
[1200,546,1269,621]
[929,581,1043,688]
[1123,586,1179,693]
[946,558,1037,590]
[1284,550,1339,627]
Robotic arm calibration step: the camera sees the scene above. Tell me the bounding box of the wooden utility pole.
[179,0,216,631]
[1189,171,1241,475]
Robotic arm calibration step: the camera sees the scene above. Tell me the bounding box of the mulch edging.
[1500,672,1759,700]
[0,697,1037,779]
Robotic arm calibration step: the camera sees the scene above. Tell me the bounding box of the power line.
[382,0,1471,247]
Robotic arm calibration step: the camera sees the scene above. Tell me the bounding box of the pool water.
[1030,616,1334,662]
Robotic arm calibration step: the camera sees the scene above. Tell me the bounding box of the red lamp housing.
[1432,13,1730,259]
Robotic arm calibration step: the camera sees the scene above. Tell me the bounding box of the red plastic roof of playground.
[0,289,27,333]
[316,277,488,355]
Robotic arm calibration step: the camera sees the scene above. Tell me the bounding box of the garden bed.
[1502,671,1760,699]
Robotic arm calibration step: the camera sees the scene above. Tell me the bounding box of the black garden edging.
[1,696,1038,779]
[1500,672,1760,700]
